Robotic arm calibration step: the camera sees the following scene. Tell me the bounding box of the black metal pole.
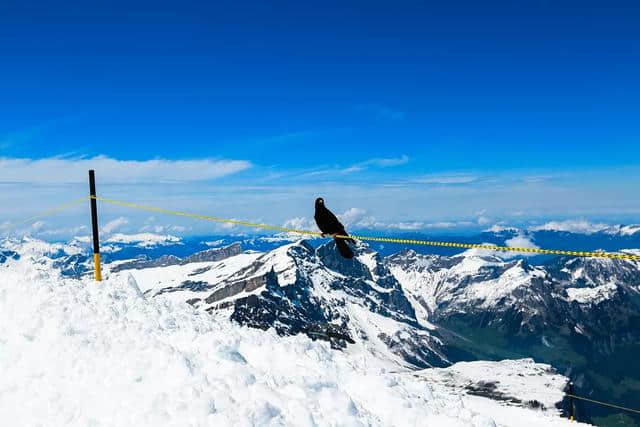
[89,170,102,281]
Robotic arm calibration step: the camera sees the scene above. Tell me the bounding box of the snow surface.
[116,252,263,299]
[459,237,539,259]
[465,262,546,309]
[415,359,567,413]
[0,241,583,427]
[565,284,619,305]
[357,251,379,281]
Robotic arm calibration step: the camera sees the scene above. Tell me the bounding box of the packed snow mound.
[0,246,581,426]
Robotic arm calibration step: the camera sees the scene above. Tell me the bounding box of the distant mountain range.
[55,221,640,264]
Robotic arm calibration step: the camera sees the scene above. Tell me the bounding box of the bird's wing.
[315,206,342,234]
[325,208,347,234]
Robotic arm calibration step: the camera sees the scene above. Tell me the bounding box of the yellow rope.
[91,196,640,261]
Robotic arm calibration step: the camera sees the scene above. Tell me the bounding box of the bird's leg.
[321,233,328,238]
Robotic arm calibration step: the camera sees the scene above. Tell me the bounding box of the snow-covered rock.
[413,359,573,427]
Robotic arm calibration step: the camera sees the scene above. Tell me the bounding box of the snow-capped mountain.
[386,250,555,333]
[529,221,640,237]
[111,242,244,272]
[118,240,451,369]
[0,237,581,427]
[386,248,640,425]
[386,248,640,347]
[478,224,640,263]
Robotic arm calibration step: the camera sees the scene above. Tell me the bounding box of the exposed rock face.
[0,250,20,264]
[181,240,451,367]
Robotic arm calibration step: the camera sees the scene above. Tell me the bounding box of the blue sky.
[1,1,639,238]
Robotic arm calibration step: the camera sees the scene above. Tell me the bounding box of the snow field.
[0,255,487,427]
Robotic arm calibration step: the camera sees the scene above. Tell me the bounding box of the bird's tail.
[335,237,354,259]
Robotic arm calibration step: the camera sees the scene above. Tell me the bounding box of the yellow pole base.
[94,253,102,282]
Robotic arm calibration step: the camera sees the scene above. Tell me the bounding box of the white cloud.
[347,155,409,172]
[476,216,491,226]
[416,175,478,185]
[101,216,129,234]
[2,163,638,241]
[285,206,489,234]
[385,221,456,230]
[216,221,235,230]
[365,155,410,168]
[283,217,318,231]
[387,221,427,230]
[505,235,539,250]
[39,225,88,238]
[337,208,367,226]
[0,156,251,184]
[462,234,540,259]
[337,208,381,229]
[425,222,458,229]
[501,234,541,258]
[305,156,409,177]
[7,221,88,239]
[31,221,46,232]
[485,224,520,233]
[529,219,611,234]
[282,209,377,232]
[138,224,189,234]
[341,166,365,174]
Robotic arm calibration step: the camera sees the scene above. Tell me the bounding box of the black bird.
[314,197,356,259]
